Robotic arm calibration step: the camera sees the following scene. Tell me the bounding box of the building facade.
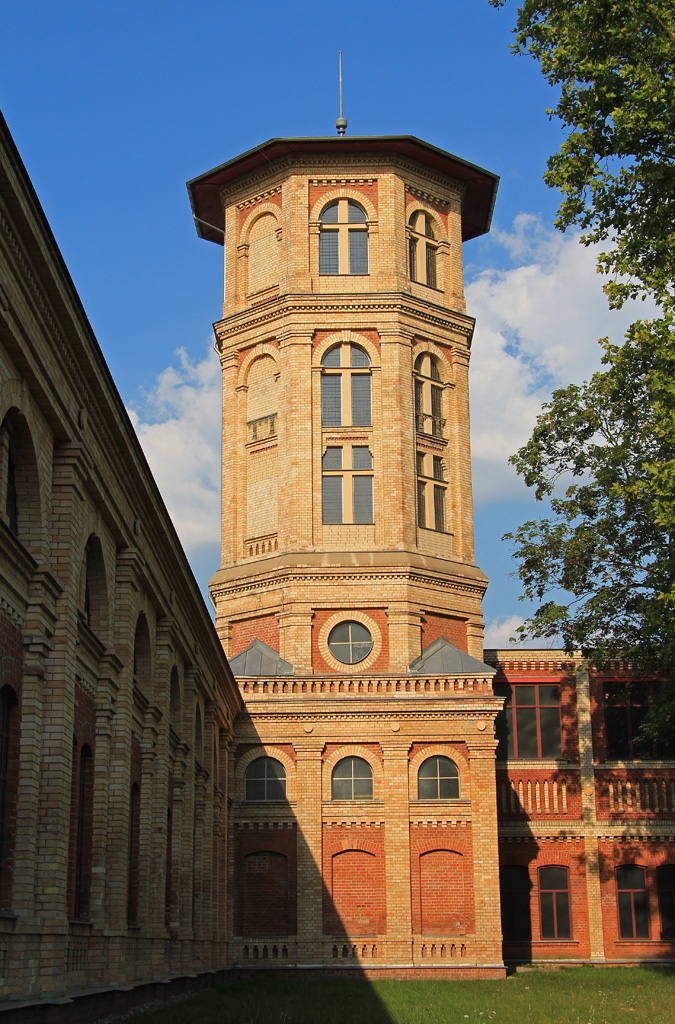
[0,112,241,1009]
[189,134,675,976]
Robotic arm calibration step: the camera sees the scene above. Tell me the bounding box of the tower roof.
[187,135,499,246]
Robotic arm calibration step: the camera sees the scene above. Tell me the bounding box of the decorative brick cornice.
[236,185,282,210]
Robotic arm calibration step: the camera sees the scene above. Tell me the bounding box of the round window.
[327,621,373,665]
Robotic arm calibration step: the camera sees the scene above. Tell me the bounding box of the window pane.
[539,707,562,758]
[433,456,444,480]
[320,202,339,223]
[426,244,437,288]
[321,375,342,426]
[322,447,343,470]
[351,641,372,663]
[431,385,442,418]
[350,624,371,643]
[409,237,417,280]
[332,778,352,800]
[332,757,352,779]
[322,345,341,368]
[417,480,426,528]
[350,345,370,368]
[514,686,536,706]
[353,475,373,524]
[322,476,343,524]
[349,230,368,274]
[555,891,571,938]
[618,865,646,890]
[438,776,459,799]
[416,452,425,476]
[347,201,366,223]
[540,891,556,938]
[633,891,649,937]
[266,778,286,801]
[540,867,568,890]
[246,758,267,779]
[352,446,372,470]
[433,485,445,532]
[539,685,560,705]
[351,375,372,426]
[319,230,339,274]
[658,890,675,939]
[606,706,630,758]
[418,758,438,780]
[245,779,266,801]
[516,707,538,758]
[418,777,438,800]
[658,865,675,889]
[266,760,286,781]
[353,777,373,799]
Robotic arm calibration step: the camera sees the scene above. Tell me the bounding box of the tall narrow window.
[0,689,14,874]
[6,457,17,536]
[319,200,368,275]
[617,865,649,939]
[500,865,532,941]
[321,343,371,428]
[416,450,448,533]
[73,746,92,920]
[414,353,445,438]
[322,445,373,525]
[408,211,439,288]
[657,865,675,939]
[127,783,141,925]
[539,866,571,939]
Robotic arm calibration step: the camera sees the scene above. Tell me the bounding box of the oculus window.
[327,621,373,665]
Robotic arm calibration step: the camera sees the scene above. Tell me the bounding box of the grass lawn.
[125,965,675,1024]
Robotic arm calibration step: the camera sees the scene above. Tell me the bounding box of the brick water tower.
[188,135,505,975]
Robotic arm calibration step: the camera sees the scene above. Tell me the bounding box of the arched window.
[616,865,649,938]
[1,411,42,555]
[539,866,571,939]
[133,614,152,695]
[499,865,532,941]
[414,353,444,437]
[331,756,373,800]
[82,535,107,634]
[408,211,438,288]
[321,343,371,428]
[127,783,141,925]
[247,212,279,294]
[319,200,368,275]
[169,667,181,732]
[417,756,459,799]
[245,757,286,801]
[657,865,675,939]
[195,704,203,763]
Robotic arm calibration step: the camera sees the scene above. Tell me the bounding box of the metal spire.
[335,51,347,136]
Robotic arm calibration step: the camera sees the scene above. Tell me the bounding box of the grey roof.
[229,639,295,677]
[408,637,495,676]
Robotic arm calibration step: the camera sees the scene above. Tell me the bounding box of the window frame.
[416,450,448,533]
[322,444,373,525]
[414,353,445,439]
[319,200,369,276]
[331,755,374,801]
[538,866,572,939]
[603,681,672,759]
[408,211,439,289]
[495,683,563,760]
[616,864,650,939]
[416,755,460,800]
[657,864,675,940]
[244,756,287,802]
[499,865,532,942]
[320,343,372,428]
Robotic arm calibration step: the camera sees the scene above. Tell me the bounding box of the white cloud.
[467,215,656,504]
[483,614,526,649]
[128,345,221,557]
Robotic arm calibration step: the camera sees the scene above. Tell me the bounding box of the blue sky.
[1,0,645,644]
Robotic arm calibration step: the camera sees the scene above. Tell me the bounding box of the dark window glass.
[322,345,341,368]
[351,446,372,471]
[500,865,532,941]
[322,476,342,525]
[604,683,665,758]
[539,867,571,939]
[426,244,437,288]
[495,684,562,760]
[351,374,372,426]
[6,457,17,537]
[347,201,366,224]
[433,485,445,532]
[127,783,140,925]
[657,865,675,939]
[416,452,425,476]
[327,621,373,665]
[617,865,649,938]
[409,237,417,281]
[74,747,91,920]
[0,690,13,868]
[245,757,287,802]
[321,375,342,426]
[417,756,459,800]
[348,230,368,274]
[322,447,343,471]
[350,344,370,368]
[352,476,373,524]
[433,456,444,481]
[319,230,339,274]
[320,202,339,224]
[331,756,373,800]
[417,480,426,529]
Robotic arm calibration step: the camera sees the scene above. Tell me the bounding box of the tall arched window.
[321,343,371,428]
[133,614,152,696]
[245,757,286,801]
[408,211,438,288]
[72,744,93,920]
[82,535,108,634]
[657,864,675,939]
[417,755,459,799]
[1,411,42,555]
[331,756,373,800]
[319,200,368,275]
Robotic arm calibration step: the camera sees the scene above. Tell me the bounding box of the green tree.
[493,0,675,739]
